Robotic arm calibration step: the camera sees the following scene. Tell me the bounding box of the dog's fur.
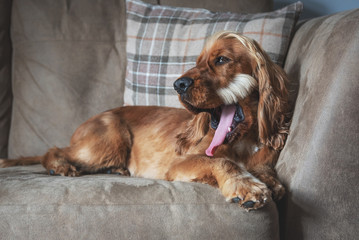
[0,32,290,210]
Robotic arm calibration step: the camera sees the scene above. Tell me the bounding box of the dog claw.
[242,201,255,209]
[231,197,241,203]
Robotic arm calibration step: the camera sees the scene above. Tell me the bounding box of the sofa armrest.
[277,9,359,239]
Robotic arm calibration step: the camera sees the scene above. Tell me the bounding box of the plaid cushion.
[125,0,303,107]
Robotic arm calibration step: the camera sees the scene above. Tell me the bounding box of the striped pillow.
[125,0,302,107]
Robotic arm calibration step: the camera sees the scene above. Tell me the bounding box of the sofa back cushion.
[156,0,273,13]
[124,0,302,107]
[9,0,127,157]
[8,0,275,157]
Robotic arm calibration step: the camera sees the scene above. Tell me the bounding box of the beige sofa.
[0,0,358,239]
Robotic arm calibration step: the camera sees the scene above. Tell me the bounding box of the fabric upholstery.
[3,1,282,238]
[276,9,359,240]
[2,0,358,239]
[0,0,12,158]
[9,0,127,158]
[159,0,273,14]
[125,0,302,107]
[7,0,278,158]
[0,165,280,240]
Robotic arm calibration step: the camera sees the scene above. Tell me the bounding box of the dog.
[0,31,290,210]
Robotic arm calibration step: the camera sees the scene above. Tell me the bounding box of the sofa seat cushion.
[0,165,280,239]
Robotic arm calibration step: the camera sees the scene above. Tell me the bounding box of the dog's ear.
[210,32,290,150]
[175,113,210,154]
[253,41,289,150]
[249,40,290,150]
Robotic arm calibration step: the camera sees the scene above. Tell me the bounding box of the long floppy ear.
[175,113,210,154]
[214,32,290,149]
[214,32,290,150]
[250,40,290,150]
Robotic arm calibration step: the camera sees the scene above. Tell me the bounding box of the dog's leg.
[41,144,131,177]
[105,167,130,176]
[249,165,285,201]
[41,147,81,177]
[166,155,271,210]
[246,146,285,200]
[41,111,133,176]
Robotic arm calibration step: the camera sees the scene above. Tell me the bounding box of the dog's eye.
[214,56,230,65]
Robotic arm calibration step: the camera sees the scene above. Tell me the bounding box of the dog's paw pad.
[46,165,80,177]
[222,175,272,210]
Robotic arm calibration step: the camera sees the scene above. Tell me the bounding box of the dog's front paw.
[106,167,130,176]
[254,173,285,201]
[264,176,285,201]
[45,162,80,177]
[221,175,271,211]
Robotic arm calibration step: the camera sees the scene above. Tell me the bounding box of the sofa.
[0,0,358,239]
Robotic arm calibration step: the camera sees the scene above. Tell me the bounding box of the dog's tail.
[0,156,43,168]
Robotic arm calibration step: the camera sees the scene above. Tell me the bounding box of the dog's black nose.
[174,77,193,94]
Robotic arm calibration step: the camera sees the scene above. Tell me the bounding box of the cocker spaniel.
[1,31,290,210]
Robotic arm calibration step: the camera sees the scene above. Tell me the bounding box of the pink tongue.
[206,105,236,156]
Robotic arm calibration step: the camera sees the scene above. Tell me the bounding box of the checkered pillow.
[125,0,302,107]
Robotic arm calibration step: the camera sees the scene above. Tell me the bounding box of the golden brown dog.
[0,31,290,210]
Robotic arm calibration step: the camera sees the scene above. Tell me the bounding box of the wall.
[274,0,359,19]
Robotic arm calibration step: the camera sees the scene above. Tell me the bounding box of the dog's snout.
[174,77,193,94]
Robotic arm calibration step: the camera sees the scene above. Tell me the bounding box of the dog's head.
[174,31,289,156]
